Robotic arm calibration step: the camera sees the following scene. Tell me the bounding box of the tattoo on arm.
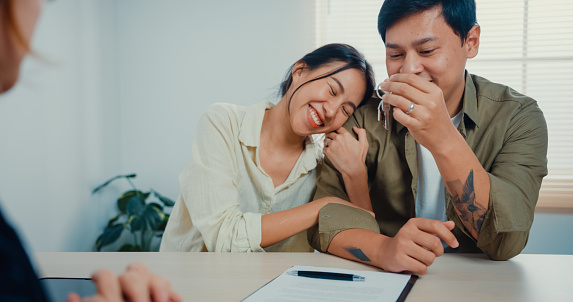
[447,170,487,235]
[345,247,371,262]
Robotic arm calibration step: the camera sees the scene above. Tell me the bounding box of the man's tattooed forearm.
[447,170,487,235]
[345,247,371,262]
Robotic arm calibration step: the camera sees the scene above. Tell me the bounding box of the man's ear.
[465,25,480,59]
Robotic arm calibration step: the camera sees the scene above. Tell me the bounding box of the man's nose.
[400,53,423,74]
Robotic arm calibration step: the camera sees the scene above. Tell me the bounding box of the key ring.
[376,82,392,130]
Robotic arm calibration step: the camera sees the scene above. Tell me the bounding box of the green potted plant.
[92,173,175,252]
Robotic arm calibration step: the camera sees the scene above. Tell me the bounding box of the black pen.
[287,270,366,281]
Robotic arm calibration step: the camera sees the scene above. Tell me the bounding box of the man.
[309,0,548,275]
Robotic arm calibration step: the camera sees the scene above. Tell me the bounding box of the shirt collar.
[462,71,480,128]
[238,100,318,172]
[238,101,275,147]
[395,70,480,133]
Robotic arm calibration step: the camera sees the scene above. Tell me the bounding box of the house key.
[376,82,392,130]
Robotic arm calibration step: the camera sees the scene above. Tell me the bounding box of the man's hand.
[379,73,459,154]
[66,263,182,302]
[328,219,458,275]
[375,218,459,275]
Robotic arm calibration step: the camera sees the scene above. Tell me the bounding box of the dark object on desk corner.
[397,275,418,302]
[92,174,175,252]
[40,278,96,302]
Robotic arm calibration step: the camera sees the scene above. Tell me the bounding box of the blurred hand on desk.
[66,263,182,302]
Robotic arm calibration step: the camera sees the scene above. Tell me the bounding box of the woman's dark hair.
[279,43,375,108]
[378,0,477,45]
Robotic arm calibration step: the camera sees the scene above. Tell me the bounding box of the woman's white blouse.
[160,101,321,252]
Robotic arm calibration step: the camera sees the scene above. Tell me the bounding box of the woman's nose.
[323,101,337,119]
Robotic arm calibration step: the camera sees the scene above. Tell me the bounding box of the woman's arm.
[261,197,372,248]
[323,127,372,211]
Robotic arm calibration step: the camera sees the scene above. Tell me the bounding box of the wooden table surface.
[34,252,573,301]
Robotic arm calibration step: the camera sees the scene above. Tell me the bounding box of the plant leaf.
[156,214,169,232]
[107,215,121,228]
[92,174,137,194]
[130,216,144,232]
[126,196,145,216]
[118,191,147,213]
[95,224,124,251]
[95,233,103,249]
[119,244,143,252]
[142,203,164,230]
[153,190,175,207]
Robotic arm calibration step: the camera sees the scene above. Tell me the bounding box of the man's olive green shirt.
[309,72,548,260]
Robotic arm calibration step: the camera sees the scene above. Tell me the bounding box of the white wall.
[115,0,316,197]
[0,0,315,252]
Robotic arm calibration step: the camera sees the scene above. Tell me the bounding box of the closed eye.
[342,103,356,116]
[420,49,435,55]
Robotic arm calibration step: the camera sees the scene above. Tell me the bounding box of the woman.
[161,43,375,252]
[0,0,180,301]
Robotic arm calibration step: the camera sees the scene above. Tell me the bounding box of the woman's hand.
[66,263,182,302]
[323,127,368,178]
[323,127,372,211]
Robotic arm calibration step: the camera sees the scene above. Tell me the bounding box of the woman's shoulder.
[202,102,248,122]
[200,101,272,130]
[197,102,249,131]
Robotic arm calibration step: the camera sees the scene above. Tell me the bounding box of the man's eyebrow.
[385,36,437,49]
[332,77,345,94]
[415,36,437,45]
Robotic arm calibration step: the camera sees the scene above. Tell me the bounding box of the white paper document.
[242,265,415,302]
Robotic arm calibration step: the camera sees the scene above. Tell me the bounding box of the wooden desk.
[34,252,572,301]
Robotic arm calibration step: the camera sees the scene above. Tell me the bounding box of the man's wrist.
[428,127,465,158]
[370,234,390,268]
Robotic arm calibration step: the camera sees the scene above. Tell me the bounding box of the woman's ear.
[292,61,307,80]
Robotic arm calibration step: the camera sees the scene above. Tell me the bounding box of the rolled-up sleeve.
[176,104,263,252]
[308,204,380,252]
[475,102,548,260]
[307,116,379,251]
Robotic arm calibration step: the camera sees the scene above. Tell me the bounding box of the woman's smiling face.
[287,61,366,136]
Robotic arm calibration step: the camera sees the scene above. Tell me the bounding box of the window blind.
[315,0,573,209]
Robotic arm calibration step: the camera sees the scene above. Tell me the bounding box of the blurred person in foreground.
[0,0,182,301]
